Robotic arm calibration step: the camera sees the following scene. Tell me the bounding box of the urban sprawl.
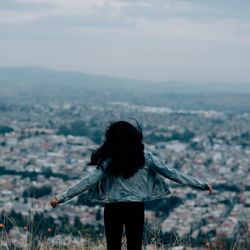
[1,99,250,249]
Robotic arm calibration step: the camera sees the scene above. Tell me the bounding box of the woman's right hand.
[207,185,213,194]
[50,197,59,208]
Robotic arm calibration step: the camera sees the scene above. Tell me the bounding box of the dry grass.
[1,197,250,250]
[1,225,250,250]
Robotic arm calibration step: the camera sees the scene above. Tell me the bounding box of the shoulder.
[144,150,152,159]
[144,150,159,158]
[144,150,168,166]
[96,158,112,171]
[144,150,157,165]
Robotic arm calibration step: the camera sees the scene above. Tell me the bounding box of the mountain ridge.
[1,66,250,94]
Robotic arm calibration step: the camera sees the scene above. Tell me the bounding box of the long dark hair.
[89,120,145,179]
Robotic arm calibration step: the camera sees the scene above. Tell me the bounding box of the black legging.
[104,202,145,250]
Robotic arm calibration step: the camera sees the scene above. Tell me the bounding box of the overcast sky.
[0,0,250,82]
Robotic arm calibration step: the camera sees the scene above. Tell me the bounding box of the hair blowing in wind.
[89,121,145,179]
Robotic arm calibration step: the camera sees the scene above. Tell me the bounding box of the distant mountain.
[1,67,250,112]
[1,66,250,94]
[0,66,153,92]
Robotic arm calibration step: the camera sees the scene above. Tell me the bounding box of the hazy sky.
[1,0,250,82]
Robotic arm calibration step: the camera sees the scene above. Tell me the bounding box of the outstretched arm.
[146,151,211,191]
[50,162,108,207]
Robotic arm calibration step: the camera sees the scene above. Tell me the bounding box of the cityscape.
[1,0,250,248]
[1,74,250,249]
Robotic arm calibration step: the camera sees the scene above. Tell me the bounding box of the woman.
[50,121,212,250]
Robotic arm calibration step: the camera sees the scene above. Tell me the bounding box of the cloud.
[135,18,250,44]
[0,0,128,24]
[1,0,250,45]
[0,0,250,82]
[1,0,249,28]
[0,0,53,11]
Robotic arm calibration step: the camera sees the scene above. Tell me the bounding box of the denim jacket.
[56,151,209,204]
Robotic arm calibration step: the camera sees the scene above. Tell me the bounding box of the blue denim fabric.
[56,151,209,204]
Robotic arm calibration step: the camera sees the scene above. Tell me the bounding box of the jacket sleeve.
[56,161,108,204]
[146,151,209,191]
